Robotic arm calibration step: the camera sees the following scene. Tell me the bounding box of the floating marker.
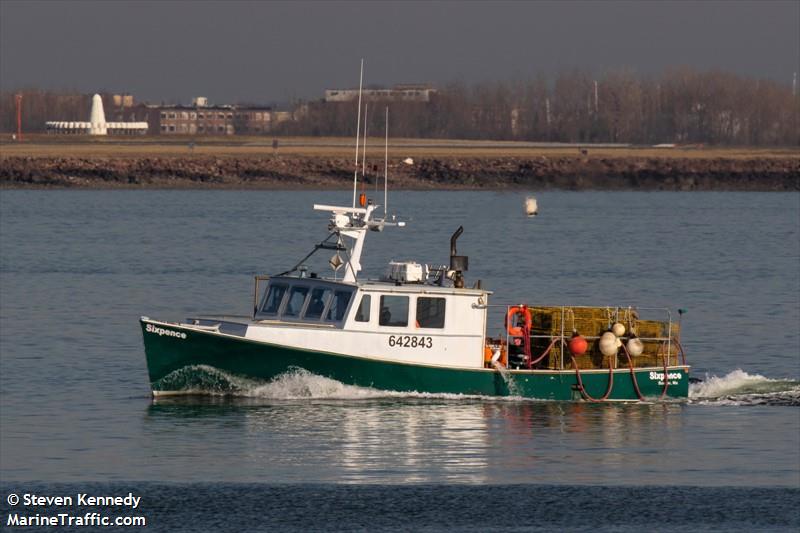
[525,196,538,216]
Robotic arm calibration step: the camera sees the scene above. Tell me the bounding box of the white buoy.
[626,337,644,357]
[403,157,414,165]
[525,196,538,217]
[611,322,626,337]
[599,331,618,356]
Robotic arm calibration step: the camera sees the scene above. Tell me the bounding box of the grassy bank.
[1,135,796,160]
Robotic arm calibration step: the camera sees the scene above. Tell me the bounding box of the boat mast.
[312,204,375,283]
[352,59,364,209]
[384,106,389,216]
[309,62,404,284]
[361,103,368,192]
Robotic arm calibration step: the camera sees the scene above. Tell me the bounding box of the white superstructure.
[195,201,488,370]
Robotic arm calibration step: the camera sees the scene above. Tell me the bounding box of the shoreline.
[2,155,797,191]
[1,139,798,191]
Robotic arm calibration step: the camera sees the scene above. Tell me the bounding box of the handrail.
[671,337,687,366]
[526,333,671,342]
[491,303,673,313]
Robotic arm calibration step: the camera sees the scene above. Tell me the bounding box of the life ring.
[506,306,532,337]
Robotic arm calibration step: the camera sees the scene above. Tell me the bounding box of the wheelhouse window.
[379,295,408,327]
[260,284,287,315]
[283,286,309,318]
[416,297,446,328]
[355,295,371,322]
[303,288,331,320]
[325,290,353,322]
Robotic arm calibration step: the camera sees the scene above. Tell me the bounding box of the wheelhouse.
[254,276,489,336]
[250,274,490,368]
[254,276,357,327]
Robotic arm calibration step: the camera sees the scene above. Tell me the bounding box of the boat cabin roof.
[266,275,490,296]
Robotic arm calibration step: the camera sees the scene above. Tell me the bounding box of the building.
[146,98,284,135]
[324,84,436,103]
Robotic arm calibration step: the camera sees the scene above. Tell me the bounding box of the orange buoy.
[359,193,367,207]
[506,306,532,337]
[569,332,588,355]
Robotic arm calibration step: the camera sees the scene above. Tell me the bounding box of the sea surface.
[1,190,798,531]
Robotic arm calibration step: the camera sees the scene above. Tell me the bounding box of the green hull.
[141,319,689,401]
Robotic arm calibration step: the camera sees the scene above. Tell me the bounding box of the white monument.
[46,93,148,135]
[89,94,107,135]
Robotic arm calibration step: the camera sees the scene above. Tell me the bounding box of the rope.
[652,340,671,399]
[528,337,559,368]
[566,307,576,334]
[660,346,671,399]
[571,356,614,402]
[522,306,533,369]
[620,341,645,401]
[671,337,687,366]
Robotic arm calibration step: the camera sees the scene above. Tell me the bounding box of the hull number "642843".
[388,335,433,349]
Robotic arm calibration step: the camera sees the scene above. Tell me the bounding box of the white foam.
[243,368,529,401]
[245,368,391,399]
[158,365,799,405]
[689,368,799,405]
[159,365,533,402]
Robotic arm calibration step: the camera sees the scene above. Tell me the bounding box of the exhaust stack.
[449,226,468,288]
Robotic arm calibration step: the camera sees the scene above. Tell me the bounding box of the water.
[1,190,798,530]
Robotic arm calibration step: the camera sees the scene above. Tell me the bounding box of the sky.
[1,0,798,105]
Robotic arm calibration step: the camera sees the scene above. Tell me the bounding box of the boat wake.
[688,369,800,406]
[153,365,263,395]
[153,365,494,401]
[153,365,799,405]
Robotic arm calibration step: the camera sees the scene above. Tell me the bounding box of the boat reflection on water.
[336,401,492,483]
[145,394,685,484]
[482,401,685,482]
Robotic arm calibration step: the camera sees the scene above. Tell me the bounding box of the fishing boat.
[140,198,690,401]
[139,63,690,402]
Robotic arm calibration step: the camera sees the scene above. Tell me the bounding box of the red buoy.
[569,333,588,355]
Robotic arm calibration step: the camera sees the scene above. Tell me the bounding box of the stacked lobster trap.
[504,305,683,370]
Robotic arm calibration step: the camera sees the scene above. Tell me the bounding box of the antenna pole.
[384,106,389,216]
[361,103,368,185]
[352,59,364,208]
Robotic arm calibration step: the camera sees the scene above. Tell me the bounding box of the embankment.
[1,155,798,190]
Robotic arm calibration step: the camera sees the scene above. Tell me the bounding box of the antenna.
[352,59,364,208]
[384,106,389,216]
[361,102,368,189]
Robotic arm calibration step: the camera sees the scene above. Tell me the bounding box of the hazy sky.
[1,0,797,105]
